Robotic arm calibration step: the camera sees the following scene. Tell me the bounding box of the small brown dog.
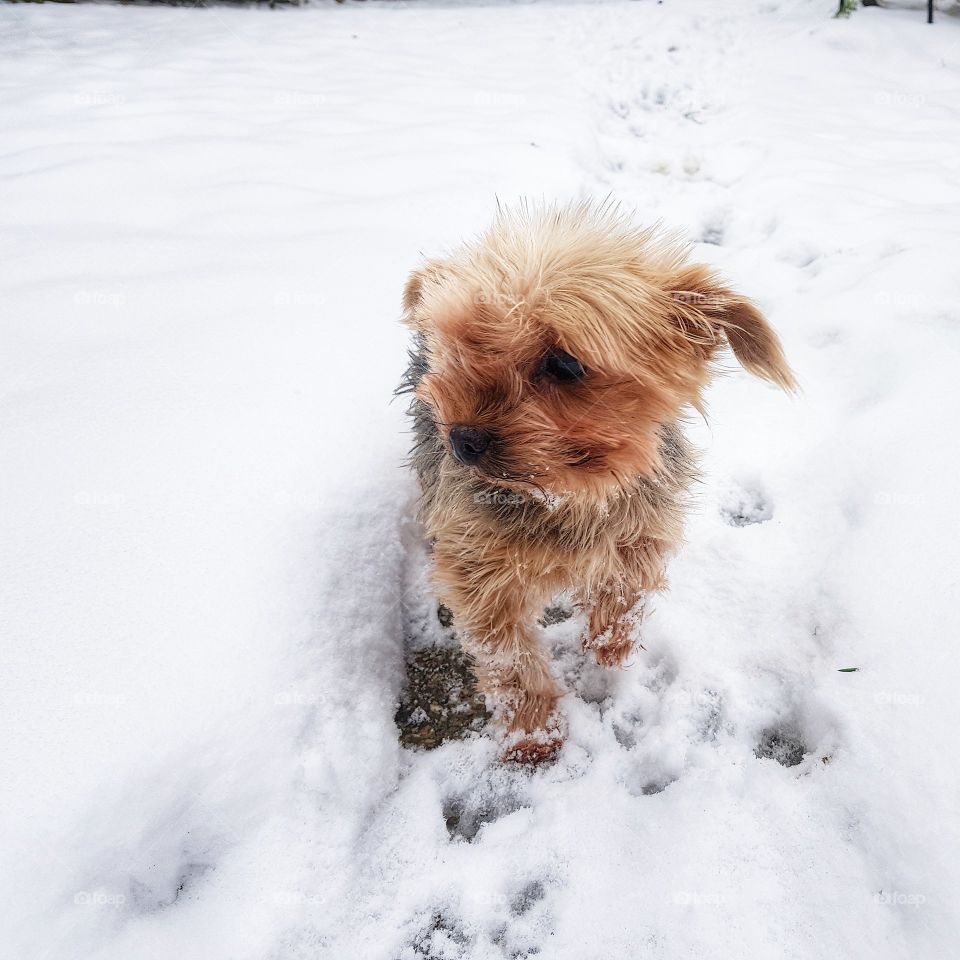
[399,202,795,761]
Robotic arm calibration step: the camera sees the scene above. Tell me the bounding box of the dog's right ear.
[711,293,797,392]
[669,265,797,393]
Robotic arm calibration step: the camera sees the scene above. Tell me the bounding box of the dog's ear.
[402,262,447,328]
[670,267,797,392]
[718,295,797,392]
[403,270,423,321]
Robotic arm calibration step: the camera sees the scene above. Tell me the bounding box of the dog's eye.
[540,348,586,383]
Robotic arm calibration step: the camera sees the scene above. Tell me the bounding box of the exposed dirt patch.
[395,642,490,750]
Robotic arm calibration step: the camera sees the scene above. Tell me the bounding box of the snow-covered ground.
[2,0,959,956]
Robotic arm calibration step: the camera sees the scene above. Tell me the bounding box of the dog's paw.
[501,727,564,765]
[583,625,639,668]
[592,635,635,668]
[500,697,565,764]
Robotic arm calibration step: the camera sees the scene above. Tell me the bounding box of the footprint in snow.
[755,727,808,768]
[699,210,727,246]
[127,859,215,913]
[720,484,773,527]
[443,786,529,843]
[401,911,470,959]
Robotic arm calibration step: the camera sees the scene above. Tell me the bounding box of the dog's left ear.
[402,269,425,322]
[402,262,447,329]
[670,267,797,392]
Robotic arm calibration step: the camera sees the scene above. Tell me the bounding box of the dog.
[399,201,795,762]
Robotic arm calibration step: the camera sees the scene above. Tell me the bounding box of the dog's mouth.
[447,442,632,509]
[442,428,610,492]
[448,446,522,484]
[443,438,539,485]
[458,453,561,499]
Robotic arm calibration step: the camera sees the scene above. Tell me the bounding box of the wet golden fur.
[400,202,795,761]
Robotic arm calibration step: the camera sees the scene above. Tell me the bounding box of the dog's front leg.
[582,584,644,667]
[582,538,669,667]
[431,541,563,762]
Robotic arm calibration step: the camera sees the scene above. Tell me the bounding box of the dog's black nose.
[448,425,491,465]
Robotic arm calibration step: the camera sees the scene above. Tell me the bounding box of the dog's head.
[403,203,795,500]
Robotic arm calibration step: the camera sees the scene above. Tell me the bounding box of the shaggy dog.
[399,202,795,761]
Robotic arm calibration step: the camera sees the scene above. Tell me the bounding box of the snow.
[1,0,959,957]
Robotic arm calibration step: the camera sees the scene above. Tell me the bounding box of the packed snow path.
[2,1,959,957]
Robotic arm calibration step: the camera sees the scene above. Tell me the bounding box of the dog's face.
[403,205,795,500]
